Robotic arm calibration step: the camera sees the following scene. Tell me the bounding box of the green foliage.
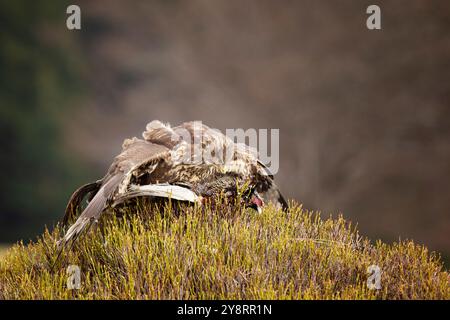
[0,202,448,299]
[0,0,88,241]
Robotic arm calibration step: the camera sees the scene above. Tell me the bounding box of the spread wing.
[60,138,170,247]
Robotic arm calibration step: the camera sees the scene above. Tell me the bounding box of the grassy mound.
[0,202,448,299]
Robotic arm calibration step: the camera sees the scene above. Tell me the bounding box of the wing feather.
[60,139,170,246]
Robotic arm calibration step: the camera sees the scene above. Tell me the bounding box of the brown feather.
[60,139,170,246]
[60,120,288,249]
[62,181,101,226]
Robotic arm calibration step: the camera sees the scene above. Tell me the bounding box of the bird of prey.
[60,120,287,246]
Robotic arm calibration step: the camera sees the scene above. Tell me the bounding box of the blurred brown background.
[1,1,449,264]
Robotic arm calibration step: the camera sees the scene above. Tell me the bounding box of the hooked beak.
[256,205,262,214]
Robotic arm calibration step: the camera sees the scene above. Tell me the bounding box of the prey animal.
[60,121,287,246]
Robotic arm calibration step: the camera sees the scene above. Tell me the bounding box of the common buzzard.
[60,121,287,246]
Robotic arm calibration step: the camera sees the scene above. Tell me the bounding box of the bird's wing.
[60,174,123,246]
[60,138,170,246]
[62,180,101,225]
[107,137,170,178]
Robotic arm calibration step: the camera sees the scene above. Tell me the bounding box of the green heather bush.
[0,201,448,299]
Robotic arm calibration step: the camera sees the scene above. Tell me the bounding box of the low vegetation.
[0,201,448,299]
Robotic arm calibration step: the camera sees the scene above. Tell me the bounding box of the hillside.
[0,202,448,299]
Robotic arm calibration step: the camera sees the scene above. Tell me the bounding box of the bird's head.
[239,184,264,214]
[196,175,264,213]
